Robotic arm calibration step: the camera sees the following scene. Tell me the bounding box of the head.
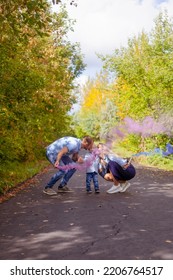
[97,143,104,150]
[97,142,109,154]
[81,136,93,150]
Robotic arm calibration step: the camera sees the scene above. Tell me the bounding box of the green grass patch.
[136,154,173,170]
[0,159,48,195]
[112,142,173,171]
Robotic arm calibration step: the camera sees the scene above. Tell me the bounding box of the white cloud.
[53,0,173,79]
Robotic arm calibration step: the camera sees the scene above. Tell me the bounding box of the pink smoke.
[57,148,99,172]
[114,116,167,138]
[57,116,171,172]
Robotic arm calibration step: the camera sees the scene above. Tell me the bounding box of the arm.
[77,157,84,163]
[122,157,133,170]
[72,153,84,163]
[54,146,68,168]
[72,152,79,162]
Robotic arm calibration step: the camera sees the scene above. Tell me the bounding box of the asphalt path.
[0,158,173,260]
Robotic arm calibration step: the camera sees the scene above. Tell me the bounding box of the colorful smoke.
[113,116,168,139]
[57,115,173,171]
[131,143,173,158]
[56,142,173,172]
[57,148,99,172]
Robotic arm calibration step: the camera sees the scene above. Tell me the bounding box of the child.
[84,150,100,194]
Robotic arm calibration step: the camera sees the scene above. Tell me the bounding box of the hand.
[72,153,79,162]
[77,157,84,163]
[122,163,129,170]
[54,160,59,168]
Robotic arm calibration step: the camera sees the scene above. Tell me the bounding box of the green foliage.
[73,10,173,172]
[102,11,173,119]
[73,72,119,140]
[0,1,85,193]
[113,139,173,171]
[119,135,142,154]
[138,154,173,171]
[98,10,173,162]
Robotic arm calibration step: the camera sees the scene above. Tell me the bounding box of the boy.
[84,150,100,194]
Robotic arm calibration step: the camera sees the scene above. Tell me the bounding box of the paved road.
[0,161,173,260]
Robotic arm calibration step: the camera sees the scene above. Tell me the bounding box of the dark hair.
[83,136,93,145]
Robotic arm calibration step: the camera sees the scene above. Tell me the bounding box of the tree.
[0,1,85,164]
[101,10,173,120]
[73,72,118,140]
[52,0,77,6]
[99,10,173,152]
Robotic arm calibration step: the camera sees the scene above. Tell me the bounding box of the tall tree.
[101,10,173,120]
[73,72,118,140]
[0,1,85,164]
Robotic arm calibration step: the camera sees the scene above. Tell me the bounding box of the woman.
[97,143,136,194]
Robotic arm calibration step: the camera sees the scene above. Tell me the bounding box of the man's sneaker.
[120,182,131,192]
[107,184,123,194]
[95,189,100,194]
[57,186,73,193]
[43,188,57,195]
[86,189,92,194]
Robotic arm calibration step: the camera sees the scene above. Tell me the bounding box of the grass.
[135,154,173,170]
[0,159,48,195]
[112,142,173,171]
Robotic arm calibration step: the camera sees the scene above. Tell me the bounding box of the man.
[43,136,93,195]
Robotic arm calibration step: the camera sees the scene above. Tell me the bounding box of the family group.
[43,136,136,195]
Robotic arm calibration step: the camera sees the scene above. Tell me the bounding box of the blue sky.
[53,0,173,83]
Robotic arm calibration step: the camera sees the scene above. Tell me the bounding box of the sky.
[53,0,173,83]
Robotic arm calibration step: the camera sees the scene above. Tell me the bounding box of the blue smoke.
[162,143,173,156]
[132,143,173,158]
